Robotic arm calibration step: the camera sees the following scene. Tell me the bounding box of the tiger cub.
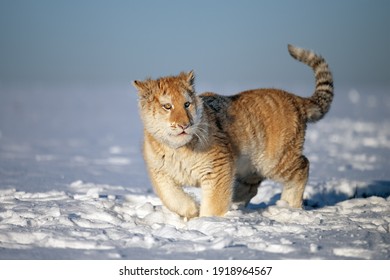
[133,45,333,219]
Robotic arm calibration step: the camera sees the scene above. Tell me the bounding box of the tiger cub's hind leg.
[279,155,309,208]
[232,177,263,208]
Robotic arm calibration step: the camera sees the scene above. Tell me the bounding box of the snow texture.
[0,85,389,259]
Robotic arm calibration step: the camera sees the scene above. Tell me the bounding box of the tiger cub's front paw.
[180,200,199,220]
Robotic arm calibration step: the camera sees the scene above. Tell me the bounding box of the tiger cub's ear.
[132,79,154,101]
[186,70,195,87]
[180,70,195,93]
[133,80,147,92]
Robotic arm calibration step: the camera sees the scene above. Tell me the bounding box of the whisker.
[192,123,209,147]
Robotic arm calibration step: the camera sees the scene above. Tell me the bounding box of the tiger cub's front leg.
[149,168,199,219]
[199,161,234,217]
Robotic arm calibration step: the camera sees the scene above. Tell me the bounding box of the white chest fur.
[144,142,214,187]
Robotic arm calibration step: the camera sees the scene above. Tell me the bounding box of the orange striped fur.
[133,45,333,218]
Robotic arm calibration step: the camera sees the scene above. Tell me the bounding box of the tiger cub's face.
[133,71,204,149]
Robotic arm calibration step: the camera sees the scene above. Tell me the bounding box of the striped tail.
[288,44,334,122]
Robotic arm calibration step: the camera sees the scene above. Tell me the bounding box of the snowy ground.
[0,84,389,259]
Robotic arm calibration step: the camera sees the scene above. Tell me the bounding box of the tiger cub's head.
[133,71,204,149]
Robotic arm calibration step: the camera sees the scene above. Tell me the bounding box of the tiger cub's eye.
[162,103,172,110]
[184,102,191,108]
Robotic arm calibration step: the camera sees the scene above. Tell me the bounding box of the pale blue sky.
[0,0,389,88]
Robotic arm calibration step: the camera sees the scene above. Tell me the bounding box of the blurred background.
[0,0,389,191]
[0,0,389,89]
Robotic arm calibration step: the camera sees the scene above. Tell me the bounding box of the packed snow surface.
[0,85,389,259]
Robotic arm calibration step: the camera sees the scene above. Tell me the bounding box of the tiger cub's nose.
[178,123,190,130]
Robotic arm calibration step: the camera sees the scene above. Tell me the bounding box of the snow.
[0,84,389,259]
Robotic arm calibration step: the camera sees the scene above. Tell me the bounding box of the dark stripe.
[311,57,325,69]
[316,80,334,89]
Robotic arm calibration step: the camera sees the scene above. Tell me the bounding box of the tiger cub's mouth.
[175,126,192,137]
[178,131,188,136]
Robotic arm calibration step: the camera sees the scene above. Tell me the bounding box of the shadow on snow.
[247,180,390,210]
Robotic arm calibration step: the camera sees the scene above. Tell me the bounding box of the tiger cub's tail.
[288,44,334,122]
